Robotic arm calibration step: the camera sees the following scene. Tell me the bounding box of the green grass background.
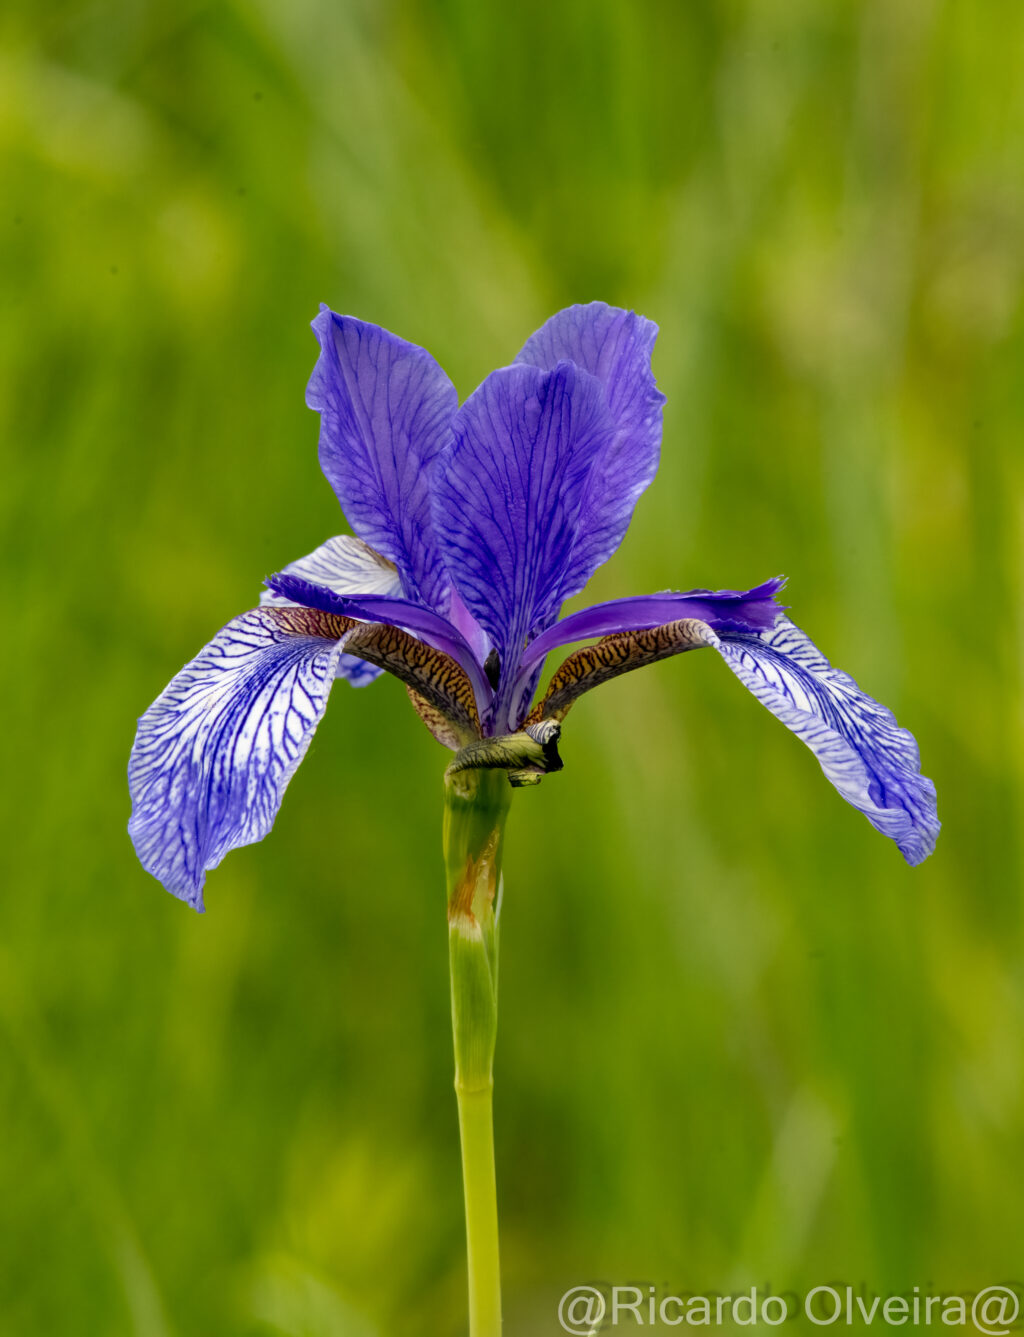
[1,1,1022,1333]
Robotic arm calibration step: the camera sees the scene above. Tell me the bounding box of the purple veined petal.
[128,607,353,910]
[711,616,939,865]
[266,572,493,713]
[502,578,787,730]
[517,302,665,599]
[307,307,457,612]
[260,535,405,688]
[432,360,616,719]
[447,585,492,666]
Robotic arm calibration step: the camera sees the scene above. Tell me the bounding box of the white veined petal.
[260,535,404,604]
[260,535,403,685]
[711,617,939,865]
[128,608,348,909]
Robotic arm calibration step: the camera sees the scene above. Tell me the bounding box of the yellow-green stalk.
[444,766,512,1337]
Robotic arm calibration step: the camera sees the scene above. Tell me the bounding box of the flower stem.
[444,767,511,1337]
[456,1085,501,1336]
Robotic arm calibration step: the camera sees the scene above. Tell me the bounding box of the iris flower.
[128,301,938,1334]
[128,302,938,907]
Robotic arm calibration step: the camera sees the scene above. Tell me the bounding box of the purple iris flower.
[128,303,939,909]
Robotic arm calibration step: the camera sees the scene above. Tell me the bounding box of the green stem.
[444,768,511,1337]
[456,1086,501,1336]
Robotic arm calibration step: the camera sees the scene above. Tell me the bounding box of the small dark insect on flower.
[128,303,938,910]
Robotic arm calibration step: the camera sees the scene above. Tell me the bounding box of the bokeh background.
[2,1,1022,1333]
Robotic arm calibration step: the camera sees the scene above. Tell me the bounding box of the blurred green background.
[2,0,1022,1333]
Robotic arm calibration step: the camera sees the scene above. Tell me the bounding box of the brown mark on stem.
[447,829,502,927]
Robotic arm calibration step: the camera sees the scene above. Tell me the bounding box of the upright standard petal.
[307,308,457,611]
[432,360,615,714]
[710,617,939,864]
[260,535,404,687]
[517,302,665,597]
[128,607,354,910]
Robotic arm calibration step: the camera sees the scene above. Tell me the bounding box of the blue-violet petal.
[517,302,664,599]
[307,308,456,611]
[432,360,615,713]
